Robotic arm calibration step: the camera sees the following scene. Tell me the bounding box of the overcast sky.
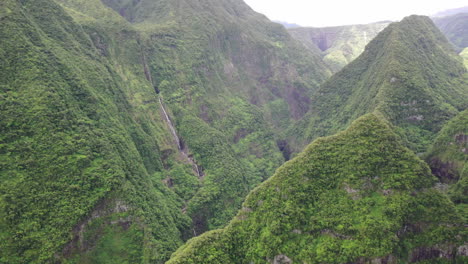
[243,0,467,27]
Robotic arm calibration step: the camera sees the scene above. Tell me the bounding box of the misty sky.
[243,0,467,27]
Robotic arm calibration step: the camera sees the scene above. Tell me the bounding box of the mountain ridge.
[167,113,466,263]
[290,15,467,153]
[1,1,467,263]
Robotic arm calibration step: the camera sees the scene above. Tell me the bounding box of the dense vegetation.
[1,0,466,263]
[433,12,468,51]
[290,16,468,153]
[0,0,331,262]
[425,110,467,209]
[462,48,468,68]
[167,114,466,263]
[0,0,193,263]
[94,0,333,233]
[289,22,389,72]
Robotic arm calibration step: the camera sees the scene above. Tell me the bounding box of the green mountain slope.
[0,0,191,263]
[88,0,331,232]
[0,0,331,262]
[288,22,389,72]
[291,15,468,153]
[167,114,466,263]
[425,110,467,207]
[433,12,468,51]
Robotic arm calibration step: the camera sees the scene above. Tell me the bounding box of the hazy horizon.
[243,0,467,27]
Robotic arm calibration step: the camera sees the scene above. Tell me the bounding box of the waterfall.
[158,97,203,178]
[159,97,181,149]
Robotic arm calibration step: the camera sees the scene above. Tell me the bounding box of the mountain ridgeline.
[291,15,468,153]
[0,0,467,263]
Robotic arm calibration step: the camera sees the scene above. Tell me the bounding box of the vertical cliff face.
[290,15,468,153]
[0,0,331,262]
[167,114,466,264]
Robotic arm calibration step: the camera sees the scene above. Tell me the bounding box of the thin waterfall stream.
[158,97,203,178]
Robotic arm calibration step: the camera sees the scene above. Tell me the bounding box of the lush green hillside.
[167,114,466,263]
[91,0,331,233]
[425,110,467,208]
[291,15,468,153]
[2,0,466,263]
[433,12,468,51]
[289,22,389,72]
[0,0,331,262]
[0,0,191,263]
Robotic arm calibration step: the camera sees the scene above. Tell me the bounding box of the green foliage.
[289,22,390,72]
[0,0,190,263]
[95,0,330,233]
[425,110,468,208]
[1,0,331,262]
[290,15,468,154]
[433,13,468,51]
[66,214,144,264]
[168,114,465,263]
[461,48,468,69]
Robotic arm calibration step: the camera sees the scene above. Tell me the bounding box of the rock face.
[290,15,468,153]
[273,254,292,264]
[167,114,466,264]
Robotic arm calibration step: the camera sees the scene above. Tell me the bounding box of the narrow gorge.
[158,96,204,179]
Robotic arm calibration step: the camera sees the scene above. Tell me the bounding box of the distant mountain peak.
[290,15,467,153]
